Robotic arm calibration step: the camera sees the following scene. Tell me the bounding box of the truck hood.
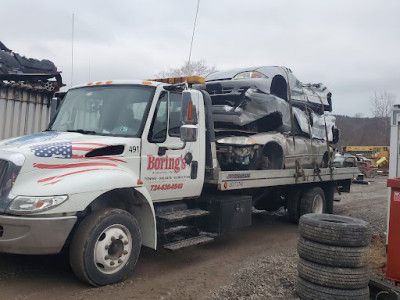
[0,131,127,161]
[0,132,141,209]
[0,131,137,174]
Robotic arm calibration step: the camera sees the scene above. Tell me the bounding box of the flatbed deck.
[206,167,359,191]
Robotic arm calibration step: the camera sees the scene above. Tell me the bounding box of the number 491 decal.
[129,146,139,153]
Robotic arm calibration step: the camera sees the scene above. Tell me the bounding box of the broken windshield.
[48,85,155,137]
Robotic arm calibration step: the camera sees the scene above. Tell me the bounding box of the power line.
[71,13,75,87]
[186,0,200,80]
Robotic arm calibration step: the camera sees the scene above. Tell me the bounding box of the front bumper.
[0,214,77,254]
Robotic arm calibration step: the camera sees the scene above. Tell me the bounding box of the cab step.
[163,235,214,251]
[163,225,190,235]
[157,208,210,222]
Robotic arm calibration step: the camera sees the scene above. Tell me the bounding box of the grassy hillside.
[335,115,390,148]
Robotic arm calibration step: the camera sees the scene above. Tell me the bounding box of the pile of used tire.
[297,213,371,300]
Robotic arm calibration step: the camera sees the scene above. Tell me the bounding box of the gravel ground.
[208,176,389,299]
[0,176,389,299]
[210,250,299,300]
[334,176,388,236]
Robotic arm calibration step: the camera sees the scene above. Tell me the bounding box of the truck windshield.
[47,85,155,137]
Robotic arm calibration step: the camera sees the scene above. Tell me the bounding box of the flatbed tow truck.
[0,76,358,286]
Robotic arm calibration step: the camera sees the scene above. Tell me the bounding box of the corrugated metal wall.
[0,85,52,141]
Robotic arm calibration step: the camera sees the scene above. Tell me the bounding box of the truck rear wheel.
[69,208,141,286]
[299,187,326,216]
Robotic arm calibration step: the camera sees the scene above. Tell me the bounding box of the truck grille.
[0,159,9,186]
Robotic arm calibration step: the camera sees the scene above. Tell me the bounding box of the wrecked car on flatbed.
[196,66,339,171]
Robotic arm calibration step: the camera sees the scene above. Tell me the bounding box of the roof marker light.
[147,76,205,84]
[96,81,103,85]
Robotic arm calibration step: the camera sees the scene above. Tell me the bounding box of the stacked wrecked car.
[200,66,339,171]
[0,41,62,92]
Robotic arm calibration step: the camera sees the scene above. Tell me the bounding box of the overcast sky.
[1,0,399,116]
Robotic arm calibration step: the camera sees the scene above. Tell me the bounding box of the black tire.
[297,237,369,268]
[299,187,326,216]
[261,143,283,169]
[70,208,141,286]
[287,188,301,223]
[299,213,371,247]
[296,276,370,300]
[297,257,369,290]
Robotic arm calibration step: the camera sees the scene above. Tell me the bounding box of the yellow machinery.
[341,146,390,166]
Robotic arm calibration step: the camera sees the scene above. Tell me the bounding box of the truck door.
[140,90,205,202]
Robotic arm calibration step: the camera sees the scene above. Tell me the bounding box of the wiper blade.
[67,129,97,135]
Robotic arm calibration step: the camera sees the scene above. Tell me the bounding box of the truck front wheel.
[69,208,141,286]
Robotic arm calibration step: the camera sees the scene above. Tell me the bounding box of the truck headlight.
[7,195,68,214]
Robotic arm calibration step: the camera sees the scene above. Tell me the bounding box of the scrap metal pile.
[0,41,62,92]
[200,66,340,170]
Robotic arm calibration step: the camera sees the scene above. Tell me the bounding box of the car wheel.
[70,208,141,286]
[261,143,283,169]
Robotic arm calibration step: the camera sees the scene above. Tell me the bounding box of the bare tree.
[155,60,217,78]
[370,91,396,117]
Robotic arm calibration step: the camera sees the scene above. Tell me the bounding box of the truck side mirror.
[180,90,200,142]
[180,125,198,142]
[181,90,199,125]
[50,97,60,120]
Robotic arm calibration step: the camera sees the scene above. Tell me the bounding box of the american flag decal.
[31,142,73,158]
[32,141,128,185]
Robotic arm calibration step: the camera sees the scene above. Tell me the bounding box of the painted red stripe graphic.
[33,162,117,169]
[44,180,62,186]
[38,168,115,183]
